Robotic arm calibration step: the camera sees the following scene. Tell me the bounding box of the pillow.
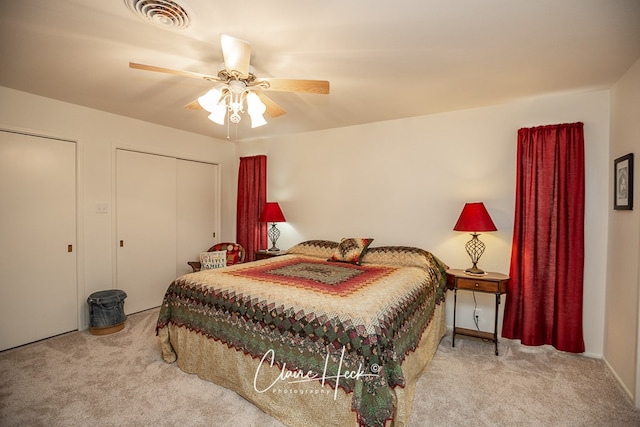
[214,243,243,265]
[199,250,227,270]
[327,238,373,265]
[286,240,339,259]
[361,246,448,272]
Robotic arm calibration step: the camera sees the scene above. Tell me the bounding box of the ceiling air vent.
[124,0,194,31]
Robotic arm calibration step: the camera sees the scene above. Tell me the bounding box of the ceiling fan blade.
[129,62,218,82]
[259,78,330,95]
[184,99,202,110]
[255,92,287,118]
[220,34,251,79]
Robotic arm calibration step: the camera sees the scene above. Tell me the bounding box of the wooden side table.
[446,268,509,355]
[254,250,287,261]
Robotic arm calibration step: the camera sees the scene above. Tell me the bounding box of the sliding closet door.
[0,131,77,351]
[116,150,176,314]
[176,160,219,277]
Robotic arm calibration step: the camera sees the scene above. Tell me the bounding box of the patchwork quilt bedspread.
[157,246,447,427]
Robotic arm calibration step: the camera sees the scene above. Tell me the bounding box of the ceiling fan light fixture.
[249,114,267,128]
[208,104,227,125]
[246,92,266,113]
[246,92,267,128]
[198,88,222,113]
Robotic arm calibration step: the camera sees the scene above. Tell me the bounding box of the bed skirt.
[158,302,446,427]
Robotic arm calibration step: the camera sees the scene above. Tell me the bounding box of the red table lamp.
[260,202,286,251]
[453,202,497,275]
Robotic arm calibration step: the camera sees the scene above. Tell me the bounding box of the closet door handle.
[120,240,124,247]
[68,244,73,252]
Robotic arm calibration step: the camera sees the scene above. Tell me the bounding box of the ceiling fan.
[129,34,330,129]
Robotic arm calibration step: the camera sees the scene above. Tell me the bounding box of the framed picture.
[614,153,633,210]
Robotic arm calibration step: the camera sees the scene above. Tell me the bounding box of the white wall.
[0,85,613,357]
[606,58,640,403]
[238,89,610,357]
[0,86,237,329]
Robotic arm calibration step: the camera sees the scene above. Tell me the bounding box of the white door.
[176,160,219,277]
[0,131,77,351]
[116,150,176,314]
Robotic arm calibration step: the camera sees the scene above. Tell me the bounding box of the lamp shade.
[453,202,497,232]
[260,202,286,223]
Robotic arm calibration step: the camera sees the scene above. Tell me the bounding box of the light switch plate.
[96,203,108,214]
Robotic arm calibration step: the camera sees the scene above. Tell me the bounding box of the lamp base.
[464,266,487,275]
[463,233,487,276]
[267,223,281,252]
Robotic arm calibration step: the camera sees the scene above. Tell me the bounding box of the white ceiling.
[1,0,639,142]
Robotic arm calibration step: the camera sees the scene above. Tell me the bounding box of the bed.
[156,239,448,427]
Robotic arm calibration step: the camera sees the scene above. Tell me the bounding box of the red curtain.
[236,155,267,262]
[501,122,585,353]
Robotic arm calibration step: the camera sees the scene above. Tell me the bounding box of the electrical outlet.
[474,308,482,321]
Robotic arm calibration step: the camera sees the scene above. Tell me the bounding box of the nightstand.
[254,250,287,261]
[446,268,509,355]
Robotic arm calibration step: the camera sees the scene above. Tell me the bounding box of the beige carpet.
[1,308,639,427]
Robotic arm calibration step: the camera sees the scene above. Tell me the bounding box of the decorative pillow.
[327,238,374,265]
[199,250,227,270]
[286,240,339,259]
[361,246,448,272]
[214,243,243,265]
